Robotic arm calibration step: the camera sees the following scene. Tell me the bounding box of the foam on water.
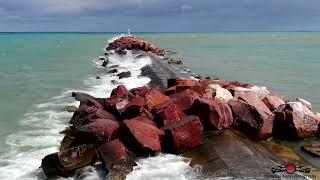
[126,154,201,180]
[0,35,199,180]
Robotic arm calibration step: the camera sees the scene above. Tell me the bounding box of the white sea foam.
[126,154,201,180]
[0,36,198,180]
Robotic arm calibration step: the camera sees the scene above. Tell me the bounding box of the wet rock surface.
[163,115,204,154]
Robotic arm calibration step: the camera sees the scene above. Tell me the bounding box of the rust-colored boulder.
[105,96,129,117]
[153,102,186,127]
[129,86,149,97]
[98,139,136,179]
[106,36,165,56]
[120,96,147,120]
[169,89,200,111]
[111,85,129,98]
[262,95,285,111]
[70,105,117,128]
[129,116,157,126]
[163,115,204,154]
[119,118,164,156]
[273,102,320,140]
[145,88,170,111]
[189,98,233,131]
[228,98,275,139]
[41,144,96,178]
[76,119,119,143]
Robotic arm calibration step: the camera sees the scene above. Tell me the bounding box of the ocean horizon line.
[1,31,320,34]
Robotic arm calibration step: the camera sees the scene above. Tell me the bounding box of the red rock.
[163,115,203,154]
[119,118,164,156]
[120,96,147,120]
[140,108,154,120]
[130,86,149,97]
[111,85,129,98]
[105,96,129,117]
[234,91,272,114]
[153,102,186,127]
[273,102,320,140]
[129,115,157,126]
[77,119,119,143]
[41,144,96,178]
[318,123,320,137]
[169,89,200,111]
[189,98,233,131]
[106,36,165,56]
[262,95,285,111]
[98,139,136,177]
[176,85,207,96]
[228,98,274,139]
[70,105,117,128]
[145,88,170,111]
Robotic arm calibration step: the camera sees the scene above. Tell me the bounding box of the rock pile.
[106,36,165,56]
[41,34,320,179]
[42,77,320,179]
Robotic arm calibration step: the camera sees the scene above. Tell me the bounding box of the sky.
[0,0,320,32]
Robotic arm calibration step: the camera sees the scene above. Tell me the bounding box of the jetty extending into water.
[41,35,320,179]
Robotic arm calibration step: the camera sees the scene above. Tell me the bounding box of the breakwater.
[39,35,319,180]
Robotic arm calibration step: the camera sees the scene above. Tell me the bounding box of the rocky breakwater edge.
[41,35,320,179]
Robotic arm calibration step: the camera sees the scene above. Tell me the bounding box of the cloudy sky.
[0,0,319,32]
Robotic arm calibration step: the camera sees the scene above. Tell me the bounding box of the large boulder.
[129,86,149,97]
[163,115,204,154]
[169,89,200,111]
[76,119,119,143]
[205,84,233,102]
[228,98,275,139]
[262,95,285,112]
[232,85,270,99]
[273,102,320,140]
[105,96,129,118]
[111,85,129,98]
[72,92,105,108]
[41,144,96,178]
[152,102,186,127]
[98,139,136,179]
[189,98,233,131]
[119,118,164,156]
[120,96,147,120]
[144,88,170,111]
[70,105,117,128]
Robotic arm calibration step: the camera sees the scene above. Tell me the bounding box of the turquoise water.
[0,32,320,179]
